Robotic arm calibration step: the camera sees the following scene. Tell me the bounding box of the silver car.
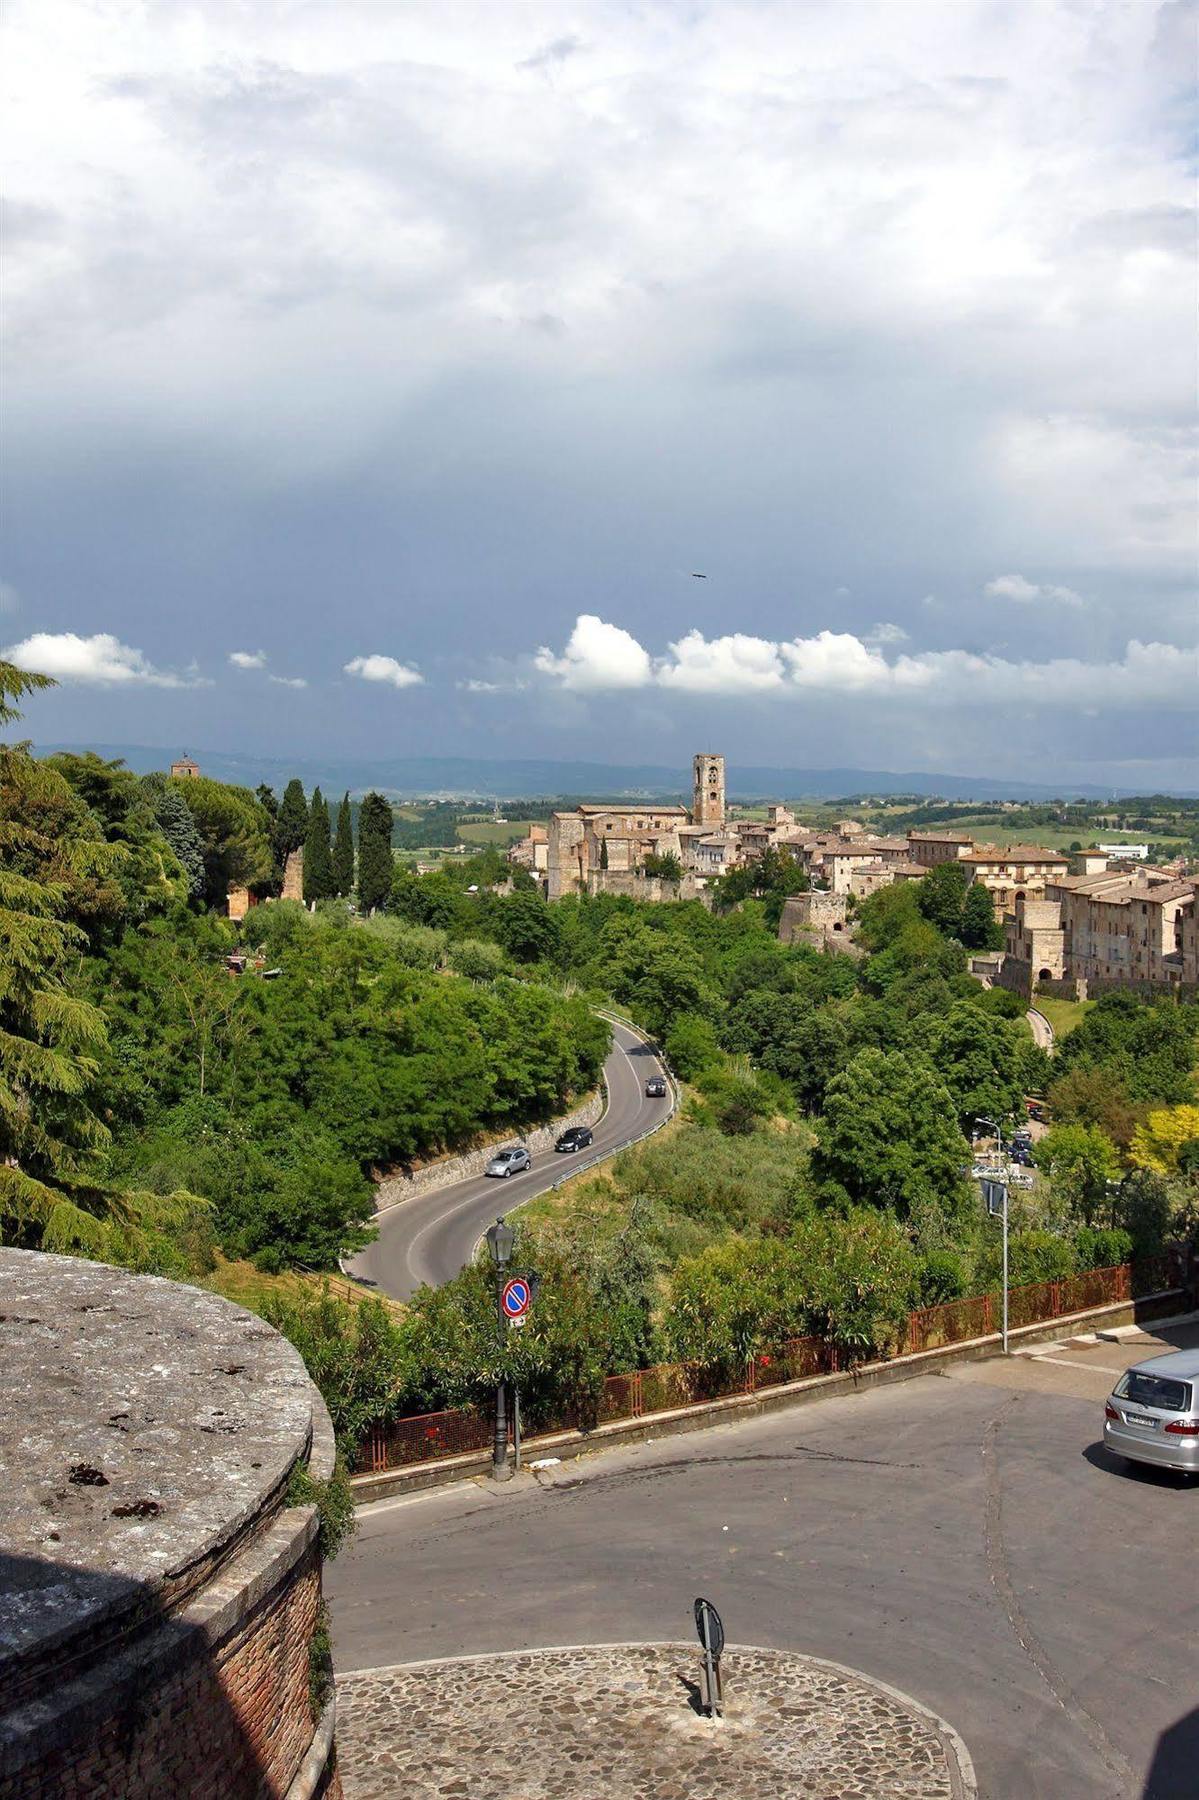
[1103,1348,1199,1479]
[485,1146,531,1179]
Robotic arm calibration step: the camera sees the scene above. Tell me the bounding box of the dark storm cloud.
[0,0,1194,785]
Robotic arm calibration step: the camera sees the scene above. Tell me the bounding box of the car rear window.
[1115,1372,1192,1413]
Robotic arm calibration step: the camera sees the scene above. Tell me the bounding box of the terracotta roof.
[962,845,1068,864]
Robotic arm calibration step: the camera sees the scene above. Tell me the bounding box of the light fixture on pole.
[485,1217,514,1481]
[975,1116,1010,1355]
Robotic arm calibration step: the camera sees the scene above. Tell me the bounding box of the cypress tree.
[332,792,355,897]
[154,783,207,900]
[357,791,394,914]
[302,788,334,903]
[276,778,309,859]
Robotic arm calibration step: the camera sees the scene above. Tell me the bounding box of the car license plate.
[1124,1414,1155,1429]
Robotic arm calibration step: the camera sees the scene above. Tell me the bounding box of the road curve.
[1026,1006,1055,1052]
[344,1021,671,1301]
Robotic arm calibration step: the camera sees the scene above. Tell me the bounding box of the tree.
[961,882,1003,950]
[1129,1105,1199,1176]
[927,1002,1025,1135]
[1,659,205,1263]
[303,788,334,903]
[333,793,355,897]
[173,776,275,896]
[1032,1122,1120,1227]
[918,861,968,937]
[642,850,682,883]
[276,778,309,860]
[153,782,206,900]
[491,888,561,963]
[1047,1065,1139,1148]
[813,1048,972,1222]
[357,791,394,913]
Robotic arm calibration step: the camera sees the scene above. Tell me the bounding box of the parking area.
[329,1315,1199,1800]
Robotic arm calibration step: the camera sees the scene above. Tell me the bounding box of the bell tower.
[692,753,725,829]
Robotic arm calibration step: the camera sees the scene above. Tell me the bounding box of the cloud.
[268,673,307,688]
[0,580,18,615]
[229,648,268,669]
[526,614,1197,710]
[3,630,202,687]
[985,574,1084,607]
[534,614,652,691]
[866,621,910,645]
[343,653,424,689]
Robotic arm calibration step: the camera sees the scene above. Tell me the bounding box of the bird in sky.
[689,571,708,579]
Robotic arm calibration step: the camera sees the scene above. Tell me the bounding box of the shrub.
[1073,1227,1133,1271]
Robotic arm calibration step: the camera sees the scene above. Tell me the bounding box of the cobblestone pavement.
[335,1643,972,1799]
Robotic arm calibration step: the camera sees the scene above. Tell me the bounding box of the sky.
[2,0,1196,788]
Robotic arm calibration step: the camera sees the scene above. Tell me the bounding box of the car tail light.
[1104,1403,1119,1421]
[1163,1420,1199,1437]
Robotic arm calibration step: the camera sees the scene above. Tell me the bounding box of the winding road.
[344,1021,671,1300]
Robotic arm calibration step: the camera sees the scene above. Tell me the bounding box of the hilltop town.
[503,750,1198,1001]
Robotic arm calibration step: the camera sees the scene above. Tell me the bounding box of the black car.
[555,1126,594,1153]
[644,1077,668,1098]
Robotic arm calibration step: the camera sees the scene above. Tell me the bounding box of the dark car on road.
[644,1077,668,1098]
[555,1126,594,1154]
[484,1146,532,1178]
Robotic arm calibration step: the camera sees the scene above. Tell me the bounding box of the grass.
[456,819,538,846]
[203,1254,406,1318]
[1031,995,1095,1039]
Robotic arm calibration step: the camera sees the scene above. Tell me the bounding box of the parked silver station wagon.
[1104,1349,1199,1479]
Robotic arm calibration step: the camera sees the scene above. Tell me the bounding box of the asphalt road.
[344,1021,670,1299]
[328,1317,1199,1800]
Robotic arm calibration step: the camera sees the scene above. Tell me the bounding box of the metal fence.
[352,1257,1177,1475]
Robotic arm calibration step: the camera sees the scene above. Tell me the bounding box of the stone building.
[960,845,1070,920]
[999,872,1197,997]
[506,824,548,874]
[777,889,852,948]
[169,756,200,780]
[546,753,726,899]
[907,830,975,867]
[0,1249,341,1800]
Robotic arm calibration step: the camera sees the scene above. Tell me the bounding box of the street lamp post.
[975,1116,1010,1355]
[484,1216,515,1482]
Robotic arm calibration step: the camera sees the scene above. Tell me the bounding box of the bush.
[1073,1227,1133,1271]
[979,1228,1076,1290]
[914,1248,969,1305]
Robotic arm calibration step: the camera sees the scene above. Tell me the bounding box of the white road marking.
[1027,1354,1127,1376]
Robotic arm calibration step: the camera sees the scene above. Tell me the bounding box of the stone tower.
[692,753,725,829]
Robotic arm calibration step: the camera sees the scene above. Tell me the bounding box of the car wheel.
[504,1168,512,1178]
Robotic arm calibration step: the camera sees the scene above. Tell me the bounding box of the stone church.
[546,754,781,900]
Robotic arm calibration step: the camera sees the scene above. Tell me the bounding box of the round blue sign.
[502,1276,531,1319]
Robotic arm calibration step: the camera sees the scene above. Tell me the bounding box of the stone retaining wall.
[373,1086,606,1214]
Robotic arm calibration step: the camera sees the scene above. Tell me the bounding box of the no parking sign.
[501,1275,533,1328]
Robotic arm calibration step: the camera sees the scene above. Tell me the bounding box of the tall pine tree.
[154,784,207,900]
[276,778,309,860]
[356,791,394,914]
[332,793,354,897]
[302,787,334,904]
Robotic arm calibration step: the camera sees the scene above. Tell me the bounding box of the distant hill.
[33,743,1194,803]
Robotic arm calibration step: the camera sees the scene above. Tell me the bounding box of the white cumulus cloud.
[268,673,307,688]
[343,653,424,689]
[3,630,201,687]
[533,614,653,690]
[526,614,1196,711]
[229,648,268,669]
[985,574,1084,607]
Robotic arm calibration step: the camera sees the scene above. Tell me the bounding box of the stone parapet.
[0,1250,340,1800]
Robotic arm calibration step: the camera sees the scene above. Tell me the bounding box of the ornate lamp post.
[484,1216,515,1482]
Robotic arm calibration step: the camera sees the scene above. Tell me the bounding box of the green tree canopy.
[357,791,394,913]
[926,1002,1026,1134]
[960,881,1003,950]
[333,793,355,897]
[813,1047,972,1222]
[173,775,275,896]
[276,778,309,859]
[303,788,334,903]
